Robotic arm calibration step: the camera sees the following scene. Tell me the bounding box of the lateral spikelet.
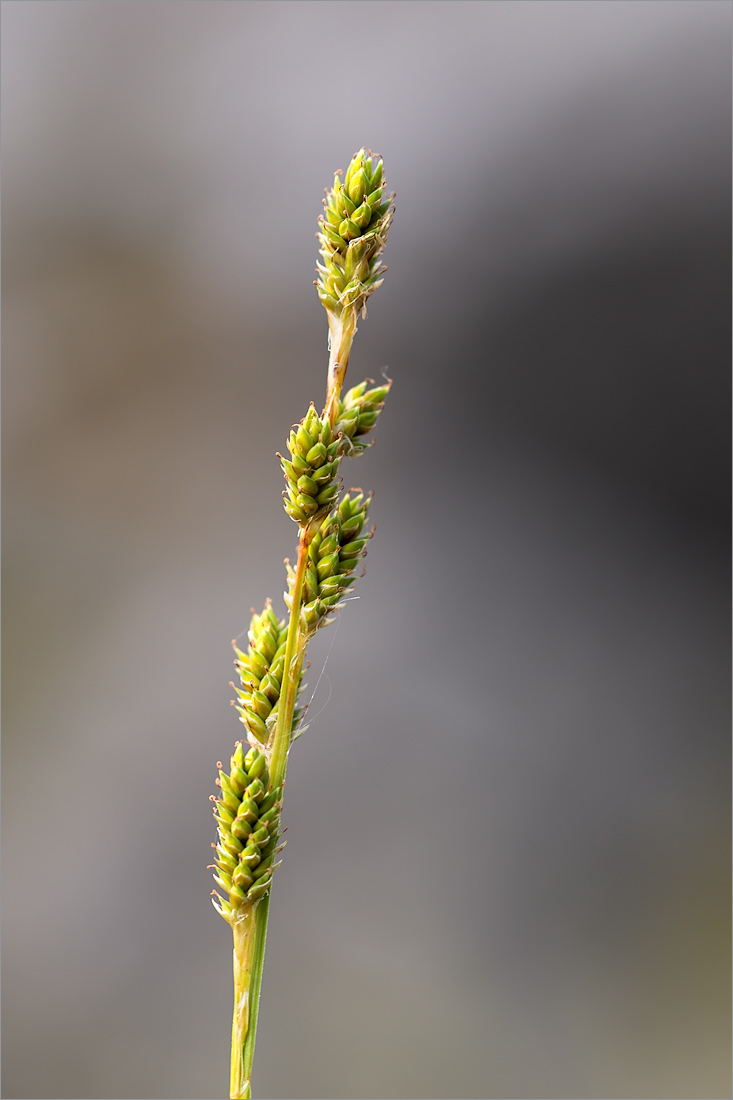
[285,492,371,635]
[232,601,303,745]
[212,743,282,923]
[280,404,342,525]
[334,378,392,455]
[317,148,394,318]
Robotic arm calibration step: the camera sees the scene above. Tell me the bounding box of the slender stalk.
[230,906,257,1099]
[270,528,310,788]
[238,895,271,1098]
[230,530,309,1097]
[213,148,394,1099]
[324,307,357,425]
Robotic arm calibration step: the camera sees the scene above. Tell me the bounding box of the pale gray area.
[2,2,730,1098]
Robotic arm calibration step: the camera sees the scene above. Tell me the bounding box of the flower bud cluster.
[212,743,282,921]
[232,602,303,745]
[317,148,394,317]
[334,379,392,456]
[285,492,371,634]
[281,405,342,525]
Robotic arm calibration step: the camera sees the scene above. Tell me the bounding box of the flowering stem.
[214,148,395,1098]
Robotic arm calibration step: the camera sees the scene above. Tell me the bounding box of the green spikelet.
[232,601,304,745]
[285,492,372,635]
[280,404,342,525]
[317,148,394,318]
[334,378,392,455]
[211,743,283,923]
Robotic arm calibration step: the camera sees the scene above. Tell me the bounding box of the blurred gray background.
[2,2,730,1098]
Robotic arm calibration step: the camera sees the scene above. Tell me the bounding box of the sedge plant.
[210,148,395,1099]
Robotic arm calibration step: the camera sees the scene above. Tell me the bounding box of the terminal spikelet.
[334,378,392,456]
[316,147,394,319]
[211,743,283,923]
[232,602,303,745]
[280,404,342,525]
[285,492,371,635]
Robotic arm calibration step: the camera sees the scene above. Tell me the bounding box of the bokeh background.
[2,2,730,1098]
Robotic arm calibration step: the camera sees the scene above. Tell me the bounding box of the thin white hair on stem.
[291,616,341,739]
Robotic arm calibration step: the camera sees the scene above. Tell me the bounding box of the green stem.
[230,905,256,1099]
[232,302,356,1096]
[238,895,270,1098]
[270,527,310,788]
[231,527,310,1096]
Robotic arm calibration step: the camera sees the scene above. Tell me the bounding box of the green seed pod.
[294,473,319,495]
[290,451,310,475]
[285,501,307,523]
[232,865,254,890]
[312,461,337,484]
[340,537,369,558]
[258,788,281,816]
[216,842,238,868]
[347,167,368,204]
[305,441,328,467]
[351,202,372,229]
[218,786,240,813]
[250,825,270,847]
[229,764,248,795]
[239,797,260,823]
[228,882,248,905]
[246,878,271,903]
[338,218,361,240]
[238,708,267,743]
[319,532,340,557]
[316,484,339,506]
[251,690,271,720]
[295,492,317,514]
[259,672,280,703]
[221,834,243,858]
[241,847,262,870]
[231,816,253,842]
[295,425,313,453]
[252,853,275,880]
[340,192,356,218]
[244,777,266,803]
[259,806,279,828]
[316,552,340,580]
[248,650,268,680]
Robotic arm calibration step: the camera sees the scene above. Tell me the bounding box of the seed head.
[232,603,304,745]
[317,148,394,319]
[281,405,342,525]
[333,378,392,456]
[285,492,372,635]
[211,742,283,923]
